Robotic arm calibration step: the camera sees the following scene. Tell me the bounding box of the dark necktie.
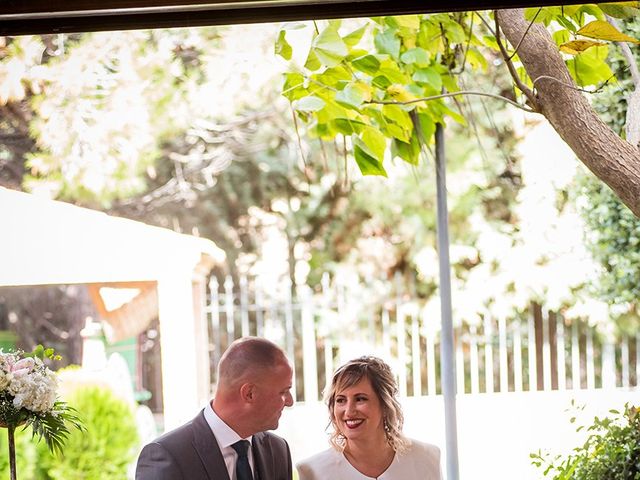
[231,440,254,480]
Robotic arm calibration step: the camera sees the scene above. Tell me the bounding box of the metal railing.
[207,274,639,401]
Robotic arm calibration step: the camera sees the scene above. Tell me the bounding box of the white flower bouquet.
[0,345,84,480]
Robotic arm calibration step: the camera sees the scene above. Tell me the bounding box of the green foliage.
[27,401,84,457]
[36,386,139,480]
[0,427,37,480]
[276,5,639,177]
[577,172,640,306]
[532,405,640,479]
[575,16,640,316]
[24,344,61,362]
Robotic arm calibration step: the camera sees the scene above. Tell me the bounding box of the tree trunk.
[497,8,640,217]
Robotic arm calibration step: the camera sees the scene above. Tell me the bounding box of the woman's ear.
[239,383,256,402]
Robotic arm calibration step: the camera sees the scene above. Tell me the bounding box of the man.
[136,336,294,480]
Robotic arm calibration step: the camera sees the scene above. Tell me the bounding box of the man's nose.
[285,391,294,407]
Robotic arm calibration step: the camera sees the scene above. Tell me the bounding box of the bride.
[296,356,441,479]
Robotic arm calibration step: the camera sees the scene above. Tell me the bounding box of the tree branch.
[480,11,538,110]
[497,8,640,216]
[606,14,640,147]
[367,90,535,113]
[605,15,640,87]
[532,74,617,94]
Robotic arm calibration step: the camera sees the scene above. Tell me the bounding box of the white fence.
[207,274,639,401]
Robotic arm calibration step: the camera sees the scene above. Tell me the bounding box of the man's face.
[251,360,294,432]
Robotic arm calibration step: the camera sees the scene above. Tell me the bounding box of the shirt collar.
[204,401,253,449]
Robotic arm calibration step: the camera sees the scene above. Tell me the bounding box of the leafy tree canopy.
[276,4,640,209]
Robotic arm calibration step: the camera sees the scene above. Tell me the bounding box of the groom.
[136,336,294,480]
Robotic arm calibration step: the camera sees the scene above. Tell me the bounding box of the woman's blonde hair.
[324,356,408,453]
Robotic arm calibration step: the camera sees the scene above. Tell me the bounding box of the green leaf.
[525,6,561,24]
[465,48,488,70]
[361,126,387,161]
[391,15,421,30]
[293,95,326,112]
[332,117,367,135]
[352,54,381,75]
[417,113,435,144]
[310,122,332,139]
[275,30,292,60]
[567,45,614,87]
[312,26,349,67]
[577,20,639,43]
[344,24,368,47]
[304,49,321,71]
[598,2,639,18]
[576,4,605,19]
[335,85,367,109]
[412,67,442,90]
[316,65,352,87]
[282,72,307,101]
[553,29,571,46]
[444,21,466,44]
[559,5,581,16]
[372,75,392,89]
[353,137,387,176]
[382,104,413,132]
[378,59,410,83]
[482,34,499,50]
[316,98,350,123]
[433,101,466,125]
[555,15,577,33]
[400,47,430,66]
[382,122,409,142]
[560,40,607,55]
[374,29,401,59]
[33,345,44,359]
[391,136,420,165]
[441,73,460,93]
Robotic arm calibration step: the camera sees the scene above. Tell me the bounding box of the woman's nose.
[345,399,356,415]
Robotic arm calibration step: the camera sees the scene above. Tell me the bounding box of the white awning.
[0,186,224,287]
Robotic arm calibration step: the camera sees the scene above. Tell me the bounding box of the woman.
[297,356,441,479]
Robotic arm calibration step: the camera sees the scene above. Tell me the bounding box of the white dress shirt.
[204,401,255,480]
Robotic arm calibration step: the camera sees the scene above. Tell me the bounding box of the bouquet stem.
[8,425,16,480]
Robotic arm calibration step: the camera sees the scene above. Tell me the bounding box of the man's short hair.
[217,337,287,387]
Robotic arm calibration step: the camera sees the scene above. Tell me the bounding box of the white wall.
[277,388,640,479]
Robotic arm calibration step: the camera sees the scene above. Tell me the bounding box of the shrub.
[37,386,139,480]
[532,404,640,480]
[0,426,37,479]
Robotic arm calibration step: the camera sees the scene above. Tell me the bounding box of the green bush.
[532,405,640,480]
[0,426,37,479]
[37,386,139,480]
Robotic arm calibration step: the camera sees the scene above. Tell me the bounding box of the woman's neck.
[343,436,395,478]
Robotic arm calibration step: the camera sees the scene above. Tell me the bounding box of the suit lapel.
[191,410,231,480]
[252,432,272,480]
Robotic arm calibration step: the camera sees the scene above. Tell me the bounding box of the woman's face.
[333,376,385,444]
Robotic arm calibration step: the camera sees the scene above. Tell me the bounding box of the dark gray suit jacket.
[135,409,293,480]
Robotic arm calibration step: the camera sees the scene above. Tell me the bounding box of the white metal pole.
[435,123,460,480]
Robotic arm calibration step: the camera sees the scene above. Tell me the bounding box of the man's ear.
[239,383,257,402]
